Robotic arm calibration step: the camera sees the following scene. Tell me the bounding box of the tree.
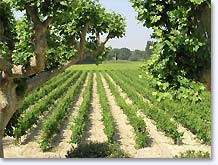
[129,50,144,61]
[116,48,131,60]
[0,0,79,157]
[130,0,211,100]
[69,0,126,63]
[0,0,126,157]
[87,11,126,63]
[107,48,150,61]
[107,48,120,60]
[71,0,104,61]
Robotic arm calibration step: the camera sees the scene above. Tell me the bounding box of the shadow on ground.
[66,142,129,158]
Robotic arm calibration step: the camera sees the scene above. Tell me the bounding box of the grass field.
[69,60,144,70]
[3,61,211,158]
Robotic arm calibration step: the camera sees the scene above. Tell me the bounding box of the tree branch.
[0,57,12,76]
[12,7,53,79]
[78,21,90,60]
[102,33,112,45]
[11,56,41,78]
[96,31,100,45]
[25,4,41,25]
[43,16,54,28]
[25,55,80,93]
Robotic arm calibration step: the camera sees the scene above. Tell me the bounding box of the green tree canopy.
[130,0,211,101]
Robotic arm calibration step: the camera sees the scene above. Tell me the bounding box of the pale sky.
[99,0,153,50]
[14,0,153,51]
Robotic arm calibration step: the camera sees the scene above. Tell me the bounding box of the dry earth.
[106,73,211,158]
[2,72,211,158]
[3,74,90,158]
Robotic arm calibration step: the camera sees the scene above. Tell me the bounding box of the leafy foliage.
[11,0,73,17]
[130,0,211,101]
[1,0,126,72]
[66,142,128,158]
[12,16,33,65]
[174,150,210,158]
[0,0,16,60]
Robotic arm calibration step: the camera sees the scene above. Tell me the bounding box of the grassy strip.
[6,70,75,136]
[107,71,183,144]
[117,70,211,144]
[96,72,115,143]
[102,72,149,148]
[174,150,210,158]
[13,71,82,141]
[70,72,93,144]
[40,72,87,151]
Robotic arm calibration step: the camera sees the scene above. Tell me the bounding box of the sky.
[14,0,153,51]
[99,0,153,50]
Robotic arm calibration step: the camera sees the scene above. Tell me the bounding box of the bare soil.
[2,72,211,158]
[82,73,107,143]
[3,74,90,158]
[106,73,211,158]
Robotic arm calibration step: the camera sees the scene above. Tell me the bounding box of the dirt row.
[105,73,211,158]
[3,74,90,158]
[81,73,108,144]
[3,72,211,158]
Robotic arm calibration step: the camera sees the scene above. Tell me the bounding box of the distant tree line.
[107,41,153,61]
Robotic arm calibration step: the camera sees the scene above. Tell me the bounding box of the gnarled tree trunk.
[0,4,53,157]
[0,77,20,158]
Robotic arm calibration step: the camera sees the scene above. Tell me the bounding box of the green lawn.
[68,60,144,71]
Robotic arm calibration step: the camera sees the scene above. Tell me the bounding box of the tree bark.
[25,55,81,93]
[0,77,20,158]
[92,33,112,57]
[196,5,211,89]
[78,22,90,61]
[96,32,100,45]
[0,132,3,158]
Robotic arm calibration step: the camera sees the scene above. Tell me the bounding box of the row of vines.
[4,68,210,156]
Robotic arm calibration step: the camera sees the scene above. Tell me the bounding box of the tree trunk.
[0,77,20,158]
[78,22,90,61]
[0,131,3,158]
[0,14,51,159]
[197,5,211,89]
[93,33,112,58]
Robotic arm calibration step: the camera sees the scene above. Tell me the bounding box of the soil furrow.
[82,73,107,143]
[3,73,89,158]
[49,73,90,157]
[100,74,137,157]
[106,73,211,157]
